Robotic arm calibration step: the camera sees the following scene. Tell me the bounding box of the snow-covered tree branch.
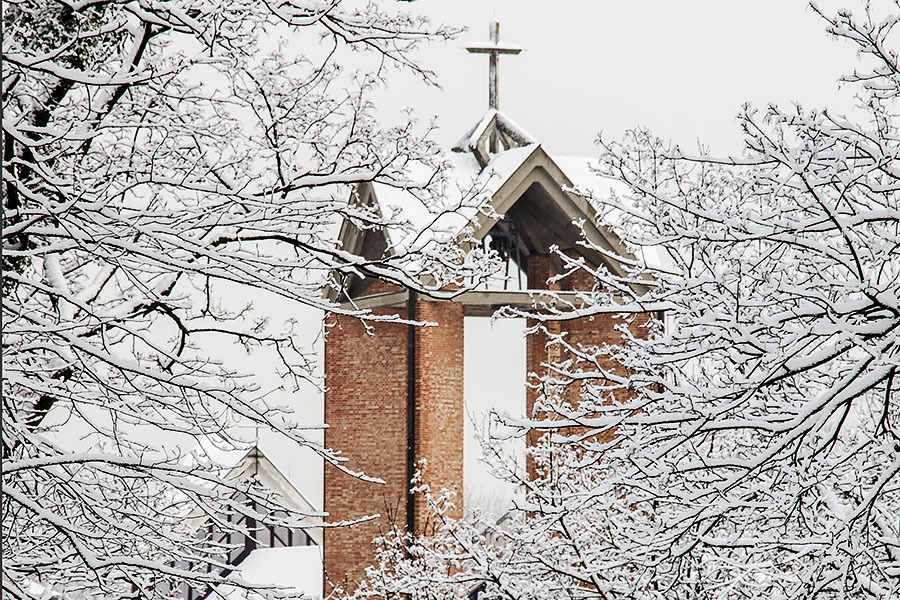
[343,3,900,599]
[2,1,491,598]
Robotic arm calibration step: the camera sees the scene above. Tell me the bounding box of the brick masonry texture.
[325,255,651,589]
[323,288,463,592]
[525,253,651,479]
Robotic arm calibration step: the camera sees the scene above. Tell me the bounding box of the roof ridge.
[452,109,536,167]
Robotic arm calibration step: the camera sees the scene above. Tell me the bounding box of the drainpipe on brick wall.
[406,289,417,535]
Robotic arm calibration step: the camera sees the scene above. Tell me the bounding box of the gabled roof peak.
[451,109,537,168]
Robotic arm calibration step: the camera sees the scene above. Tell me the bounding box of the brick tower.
[522,252,653,481]
[324,282,465,591]
[324,22,649,587]
[323,110,649,591]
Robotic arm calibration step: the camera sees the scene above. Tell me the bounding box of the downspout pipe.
[406,289,417,536]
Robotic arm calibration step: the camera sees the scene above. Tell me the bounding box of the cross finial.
[466,19,522,112]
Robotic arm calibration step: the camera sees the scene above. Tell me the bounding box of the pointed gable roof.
[336,110,639,301]
[199,440,323,545]
[451,109,537,167]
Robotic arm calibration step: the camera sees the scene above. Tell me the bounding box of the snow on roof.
[220,546,323,600]
[195,436,254,470]
[14,577,62,600]
[189,436,324,542]
[551,156,605,195]
[552,155,671,275]
[370,144,539,252]
[368,139,671,278]
[451,109,536,154]
[484,144,539,188]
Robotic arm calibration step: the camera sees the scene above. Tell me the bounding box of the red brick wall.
[413,299,465,534]
[323,295,464,592]
[524,253,649,479]
[324,307,409,592]
[325,252,649,586]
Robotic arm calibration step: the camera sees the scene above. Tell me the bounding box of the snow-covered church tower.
[324,20,650,593]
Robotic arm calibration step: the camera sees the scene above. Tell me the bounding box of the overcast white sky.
[276,0,865,514]
[380,0,858,155]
